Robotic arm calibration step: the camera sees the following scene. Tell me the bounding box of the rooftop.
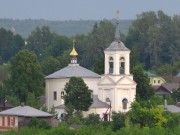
[45,64,101,79]
[0,105,52,117]
[55,95,109,109]
[105,40,130,51]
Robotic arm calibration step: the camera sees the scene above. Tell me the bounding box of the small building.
[0,105,53,132]
[144,71,166,86]
[162,74,180,84]
[156,83,180,97]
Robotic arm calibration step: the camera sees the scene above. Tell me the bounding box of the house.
[144,71,166,86]
[164,100,180,113]
[162,74,180,84]
[0,104,53,132]
[156,83,180,96]
[45,11,136,120]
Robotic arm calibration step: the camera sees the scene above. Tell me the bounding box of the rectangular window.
[53,91,57,100]
[158,80,160,83]
[2,116,5,126]
[11,117,15,126]
[7,116,10,126]
[154,80,156,83]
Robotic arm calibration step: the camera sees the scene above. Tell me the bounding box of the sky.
[0,0,180,20]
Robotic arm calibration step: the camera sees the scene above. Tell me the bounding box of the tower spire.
[115,10,120,40]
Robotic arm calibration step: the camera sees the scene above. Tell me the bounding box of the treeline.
[0,10,180,77]
[126,10,180,70]
[0,19,131,38]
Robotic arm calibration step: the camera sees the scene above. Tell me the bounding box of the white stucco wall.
[98,74,136,113]
[45,77,100,110]
[83,108,108,119]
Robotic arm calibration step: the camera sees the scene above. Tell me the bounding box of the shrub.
[27,117,51,129]
[84,113,100,125]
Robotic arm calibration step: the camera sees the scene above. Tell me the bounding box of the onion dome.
[70,40,78,64]
[70,40,78,58]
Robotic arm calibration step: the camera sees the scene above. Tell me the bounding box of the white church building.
[45,12,136,120]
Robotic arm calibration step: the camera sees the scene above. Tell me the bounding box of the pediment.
[116,76,136,85]
[98,76,115,85]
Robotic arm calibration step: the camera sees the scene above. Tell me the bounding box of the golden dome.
[70,40,78,57]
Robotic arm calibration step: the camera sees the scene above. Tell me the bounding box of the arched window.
[122,98,128,110]
[109,57,114,74]
[119,57,125,74]
[61,91,64,99]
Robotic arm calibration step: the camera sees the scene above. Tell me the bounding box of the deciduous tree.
[64,77,93,112]
[132,65,154,100]
[8,49,44,102]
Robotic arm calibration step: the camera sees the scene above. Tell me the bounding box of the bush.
[84,113,100,125]
[111,112,126,131]
[27,117,51,129]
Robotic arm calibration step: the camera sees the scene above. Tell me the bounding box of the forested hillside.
[0,19,132,38]
[0,10,179,79]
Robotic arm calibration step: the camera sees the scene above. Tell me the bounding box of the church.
[45,12,136,120]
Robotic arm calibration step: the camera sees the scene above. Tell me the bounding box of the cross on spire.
[116,10,120,21]
[115,10,120,40]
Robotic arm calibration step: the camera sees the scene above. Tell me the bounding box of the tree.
[0,85,6,110]
[44,36,71,58]
[75,20,115,68]
[91,56,104,74]
[131,65,154,100]
[111,112,126,131]
[27,117,51,129]
[8,49,44,102]
[0,28,24,63]
[172,87,180,102]
[57,49,71,69]
[40,56,60,75]
[126,11,180,69]
[84,113,100,125]
[130,101,167,127]
[26,92,42,109]
[64,77,93,111]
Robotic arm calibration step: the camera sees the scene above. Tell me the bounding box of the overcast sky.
[0,0,179,20]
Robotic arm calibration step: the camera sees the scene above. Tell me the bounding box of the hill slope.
[0,19,132,38]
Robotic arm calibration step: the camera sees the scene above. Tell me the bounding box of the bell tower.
[104,11,130,75]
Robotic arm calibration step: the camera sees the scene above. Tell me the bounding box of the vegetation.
[83,113,100,125]
[126,10,180,70]
[27,117,51,130]
[130,101,167,127]
[172,87,180,102]
[0,28,24,63]
[6,49,44,102]
[64,77,93,112]
[3,114,180,135]
[132,64,155,101]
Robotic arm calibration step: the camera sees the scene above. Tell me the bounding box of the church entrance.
[103,113,109,121]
